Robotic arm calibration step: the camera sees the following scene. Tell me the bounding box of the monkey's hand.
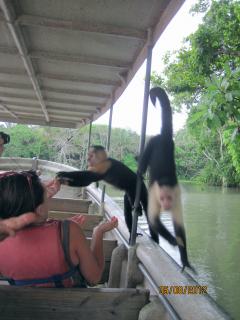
[56,171,73,185]
[56,170,102,187]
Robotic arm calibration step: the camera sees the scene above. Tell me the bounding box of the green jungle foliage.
[1,120,239,186]
[151,0,240,187]
[0,124,140,172]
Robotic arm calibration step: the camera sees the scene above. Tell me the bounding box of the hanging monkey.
[138,87,195,272]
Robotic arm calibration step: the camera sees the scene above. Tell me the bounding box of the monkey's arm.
[56,171,103,187]
[138,138,154,174]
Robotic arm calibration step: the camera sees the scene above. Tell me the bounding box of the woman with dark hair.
[0,130,41,239]
[0,170,118,287]
[0,131,10,157]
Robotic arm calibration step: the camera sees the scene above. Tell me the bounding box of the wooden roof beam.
[0,45,17,55]
[47,97,102,109]
[0,101,18,118]
[0,81,109,98]
[0,93,102,109]
[39,73,120,86]
[0,81,32,90]
[0,45,129,71]
[0,0,50,122]
[0,100,42,108]
[0,100,99,114]
[0,92,36,100]
[42,86,109,98]
[48,109,91,117]
[3,104,91,117]
[0,67,120,86]
[50,114,87,121]
[30,50,130,69]
[16,14,147,40]
[0,115,80,129]
[1,99,101,114]
[0,67,26,76]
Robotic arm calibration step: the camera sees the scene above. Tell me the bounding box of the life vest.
[0,219,86,288]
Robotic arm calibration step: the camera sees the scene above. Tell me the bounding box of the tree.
[2,125,47,159]
[151,0,240,186]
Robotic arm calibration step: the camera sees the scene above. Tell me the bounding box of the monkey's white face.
[159,186,174,211]
[87,148,97,166]
[87,148,107,167]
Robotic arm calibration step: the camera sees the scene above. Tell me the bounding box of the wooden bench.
[0,287,149,320]
[48,198,92,214]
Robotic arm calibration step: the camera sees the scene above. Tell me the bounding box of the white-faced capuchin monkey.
[56,145,154,241]
[138,87,195,272]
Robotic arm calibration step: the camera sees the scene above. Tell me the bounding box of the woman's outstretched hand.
[93,216,118,234]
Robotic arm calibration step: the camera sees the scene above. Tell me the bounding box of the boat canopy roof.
[0,0,183,128]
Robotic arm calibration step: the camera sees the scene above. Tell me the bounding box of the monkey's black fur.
[57,157,150,239]
[139,87,195,272]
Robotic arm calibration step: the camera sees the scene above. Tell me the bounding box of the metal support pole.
[85,120,93,169]
[87,120,92,151]
[106,100,114,152]
[101,97,114,211]
[130,30,153,246]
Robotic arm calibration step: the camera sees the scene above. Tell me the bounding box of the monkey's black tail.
[149,87,173,138]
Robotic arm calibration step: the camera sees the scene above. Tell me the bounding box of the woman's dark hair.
[0,170,44,219]
[0,131,10,144]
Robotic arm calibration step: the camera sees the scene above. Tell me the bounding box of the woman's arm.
[0,213,38,241]
[69,217,118,285]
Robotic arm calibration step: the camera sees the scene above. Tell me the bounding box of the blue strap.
[7,265,79,287]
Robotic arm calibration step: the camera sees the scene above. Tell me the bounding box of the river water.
[106,183,239,319]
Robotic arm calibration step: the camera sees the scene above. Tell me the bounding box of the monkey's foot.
[181,263,197,275]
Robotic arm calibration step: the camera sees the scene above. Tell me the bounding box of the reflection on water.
[108,182,239,319]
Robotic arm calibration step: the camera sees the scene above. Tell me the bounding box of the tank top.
[0,219,86,287]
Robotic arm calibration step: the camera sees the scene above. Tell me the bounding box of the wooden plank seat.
[48,213,103,236]
[0,287,149,320]
[48,198,92,214]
